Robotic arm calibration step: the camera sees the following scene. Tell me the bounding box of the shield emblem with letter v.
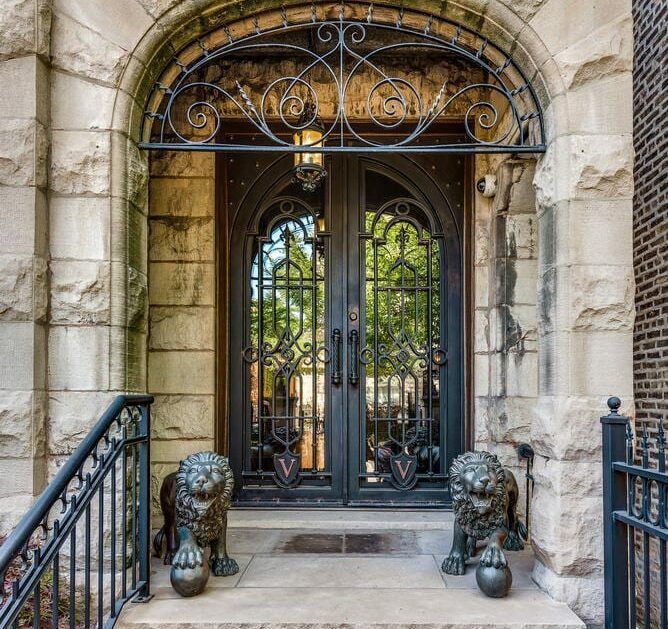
[390,452,418,490]
[274,451,301,488]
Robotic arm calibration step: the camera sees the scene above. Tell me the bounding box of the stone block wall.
[147,151,217,513]
[0,0,50,532]
[474,156,538,520]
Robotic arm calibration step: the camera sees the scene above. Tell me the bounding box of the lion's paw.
[173,543,204,570]
[503,530,525,552]
[442,553,466,575]
[163,549,176,566]
[211,555,239,577]
[480,544,507,569]
[465,536,477,560]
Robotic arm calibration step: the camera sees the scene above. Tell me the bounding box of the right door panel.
[347,156,464,505]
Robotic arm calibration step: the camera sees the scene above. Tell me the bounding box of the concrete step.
[119,551,584,629]
[228,508,455,530]
[122,521,584,628]
[119,585,584,628]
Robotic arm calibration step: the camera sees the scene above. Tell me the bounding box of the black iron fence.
[0,395,153,628]
[602,396,667,629]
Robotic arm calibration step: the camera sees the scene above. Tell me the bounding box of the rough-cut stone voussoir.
[0,254,47,322]
[149,151,214,177]
[149,216,215,262]
[0,0,50,60]
[48,391,114,455]
[570,266,634,331]
[531,396,620,460]
[50,260,111,325]
[533,560,603,626]
[51,13,129,85]
[554,15,632,90]
[149,178,214,217]
[570,135,633,200]
[148,262,215,306]
[51,131,111,195]
[0,390,35,457]
[151,394,214,440]
[0,118,47,187]
[531,486,604,576]
[149,306,214,350]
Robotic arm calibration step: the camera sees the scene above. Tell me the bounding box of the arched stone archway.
[0,0,633,625]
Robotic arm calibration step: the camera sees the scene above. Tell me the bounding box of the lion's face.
[176,452,233,518]
[449,451,506,537]
[184,461,227,512]
[459,460,500,516]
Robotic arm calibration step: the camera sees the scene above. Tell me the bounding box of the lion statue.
[442,451,526,576]
[153,451,239,578]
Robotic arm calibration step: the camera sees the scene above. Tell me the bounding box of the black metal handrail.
[602,396,667,629]
[0,394,153,628]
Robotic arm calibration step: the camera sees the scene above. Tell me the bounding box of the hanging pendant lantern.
[293,101,326,192]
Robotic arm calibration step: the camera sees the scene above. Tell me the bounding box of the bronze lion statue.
[153,451,239,578]
[442,451,526,576]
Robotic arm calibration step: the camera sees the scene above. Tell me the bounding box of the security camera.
[476,174,497,198]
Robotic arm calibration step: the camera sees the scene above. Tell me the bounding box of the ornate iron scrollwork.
[361,198,445,489]
[242,198,330,488]
[141,3,545,154]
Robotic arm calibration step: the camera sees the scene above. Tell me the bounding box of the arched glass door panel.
[361,199,444,489]
[243,198,331,489]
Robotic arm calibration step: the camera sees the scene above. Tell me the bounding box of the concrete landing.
[118,512,584,628]
[227,508,455,530]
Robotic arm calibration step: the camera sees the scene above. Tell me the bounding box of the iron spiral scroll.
[141,3,546,153]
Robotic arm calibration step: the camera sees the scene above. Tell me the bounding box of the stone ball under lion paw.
[475,562,512,598]
[171,560,210,597]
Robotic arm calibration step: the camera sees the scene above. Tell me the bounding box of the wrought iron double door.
[229,153,464,505]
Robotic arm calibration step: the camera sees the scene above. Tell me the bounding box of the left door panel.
[228,155,344,504]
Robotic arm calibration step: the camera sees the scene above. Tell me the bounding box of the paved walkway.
[118,510,584,628]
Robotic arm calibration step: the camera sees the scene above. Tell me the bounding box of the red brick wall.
[632,1,667,625]
[632,0,667,438]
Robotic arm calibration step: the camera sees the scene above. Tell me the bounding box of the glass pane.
[246,200,328,483]
[361,171,443,486]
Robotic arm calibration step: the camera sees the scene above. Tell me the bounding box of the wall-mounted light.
[293,101,327,192]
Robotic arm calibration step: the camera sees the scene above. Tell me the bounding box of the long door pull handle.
[331,328,342,385]
[348,329,360,386]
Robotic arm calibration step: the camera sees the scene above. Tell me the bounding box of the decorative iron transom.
[140,3,546,154]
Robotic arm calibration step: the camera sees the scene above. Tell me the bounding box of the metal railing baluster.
[85,503,91,628]
[111,456,117,619]
[69,526,76,628]
[0,395,153,628]
[52,551,59,629]
[98,483,104,628]
[602,397,668,629]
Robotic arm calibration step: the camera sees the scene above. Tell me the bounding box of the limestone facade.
[0,0,636,626]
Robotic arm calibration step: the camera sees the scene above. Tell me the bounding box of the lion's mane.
[450,451,506,540]
[174,451,234,546]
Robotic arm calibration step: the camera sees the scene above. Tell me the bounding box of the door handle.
[348,329,359,386]
[331,328,342,386]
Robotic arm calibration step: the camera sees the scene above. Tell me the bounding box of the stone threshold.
[228,508,455,530]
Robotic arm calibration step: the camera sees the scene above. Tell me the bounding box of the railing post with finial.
[136,402,152,602]
[601,396,630,629]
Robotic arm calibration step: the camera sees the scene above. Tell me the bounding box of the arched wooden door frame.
[226,150,470,506]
